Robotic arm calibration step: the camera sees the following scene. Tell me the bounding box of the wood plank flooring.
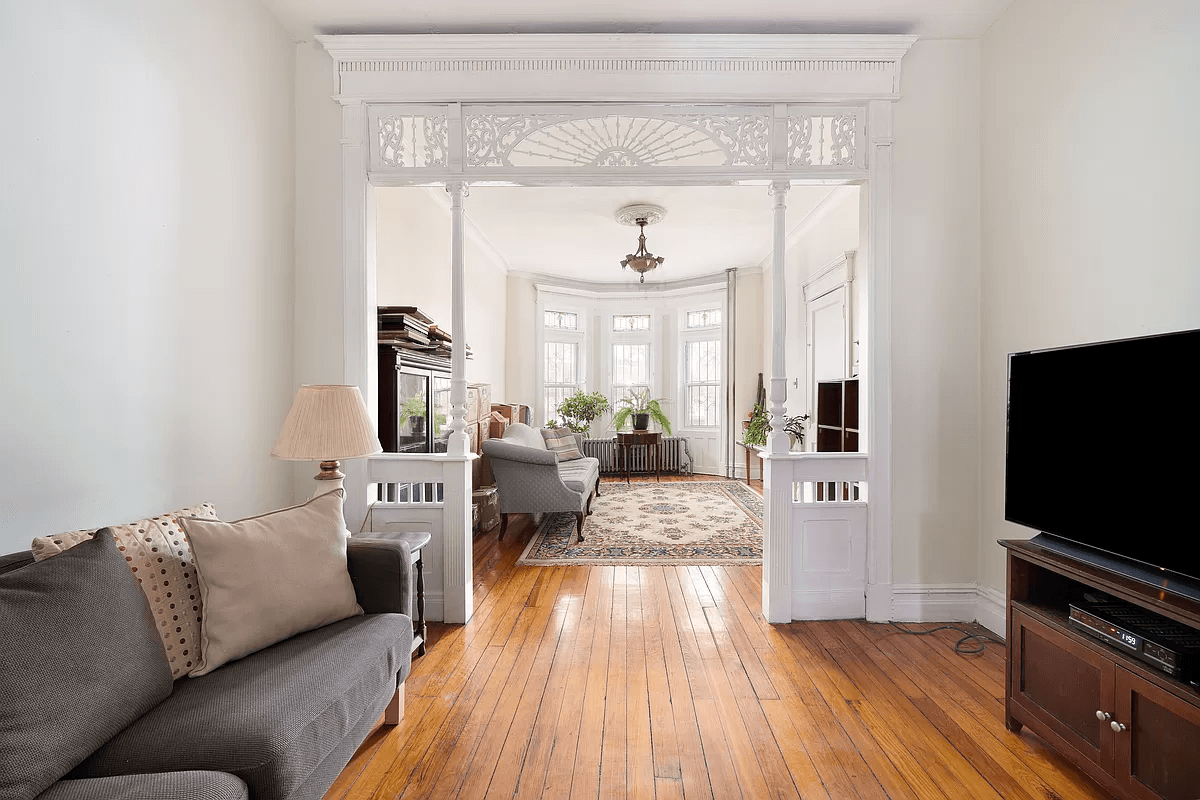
[327,476,1109,799]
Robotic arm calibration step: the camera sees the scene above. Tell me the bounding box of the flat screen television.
[1005,328,1200,587]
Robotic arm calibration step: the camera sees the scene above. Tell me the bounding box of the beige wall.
[375,188,508,396]
[978,0,1200,592]
[889,39,984,587]
[505,275,539,408]
[0,0,296,553]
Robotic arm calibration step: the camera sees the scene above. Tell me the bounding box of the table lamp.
[271,385,381,492]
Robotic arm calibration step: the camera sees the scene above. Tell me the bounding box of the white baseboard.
[975,584,1006,637]
[891,583,980,622]
[792,588,866,620]
[885,583,1007,639]
[866,582,892,622]
[423,591,445,623]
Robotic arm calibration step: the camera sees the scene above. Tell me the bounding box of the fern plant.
[611,388,672,435]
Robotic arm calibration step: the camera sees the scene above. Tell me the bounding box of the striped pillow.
[541,427,583,461]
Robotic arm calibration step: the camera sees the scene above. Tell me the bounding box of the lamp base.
[312,460,345,497]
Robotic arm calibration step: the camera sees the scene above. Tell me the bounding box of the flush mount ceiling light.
[616,203,666,283]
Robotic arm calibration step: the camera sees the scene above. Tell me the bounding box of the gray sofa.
[0,533,414,800]
[482,430,601,542]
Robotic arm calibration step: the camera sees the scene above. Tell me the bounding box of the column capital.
[769,179,790,201]
[445,180,470,200]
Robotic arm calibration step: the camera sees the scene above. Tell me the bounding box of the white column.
[864,99,895,623]
[446,180,470,457]
[767,179,790,454]
[339,99,371,532]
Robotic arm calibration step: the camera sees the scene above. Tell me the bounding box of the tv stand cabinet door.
[1114,666,1200,800]
[1011,607,1115,774]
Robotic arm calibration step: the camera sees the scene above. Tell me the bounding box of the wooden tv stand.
[1001,538,1200,800]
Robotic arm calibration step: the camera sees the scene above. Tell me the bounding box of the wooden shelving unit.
[815,378,859,452]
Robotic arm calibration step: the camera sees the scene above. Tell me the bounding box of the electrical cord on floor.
[890,622,1005,655]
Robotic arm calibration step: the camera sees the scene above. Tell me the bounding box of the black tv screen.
[1005,328,1200,581]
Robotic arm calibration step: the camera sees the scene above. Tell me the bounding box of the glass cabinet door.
[431,375,452,453]
[396,369,431,453]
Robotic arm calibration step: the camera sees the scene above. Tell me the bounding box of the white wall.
[376,188,509,395]
[0,0,296,553]
[889,39,983,588]
[978,0,1200,592]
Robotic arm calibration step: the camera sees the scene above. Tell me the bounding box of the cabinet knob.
[1110,720,1127,733]
[1095,710,1111,721]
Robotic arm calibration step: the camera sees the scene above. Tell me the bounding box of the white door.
[806,286,850,421]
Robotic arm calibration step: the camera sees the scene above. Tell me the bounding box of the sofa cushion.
[501,422,547,450]
[36,772,248,800]
[30,504,219,679]
[557,457,600,494]
[1,530,173,800]
[181,489,361,677]
[70,613,412,800]
[540,427,584,461]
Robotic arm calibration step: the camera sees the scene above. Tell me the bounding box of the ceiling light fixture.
[616,203,666,283]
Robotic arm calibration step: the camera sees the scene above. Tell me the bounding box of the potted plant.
[612,388,672,435]
[554,390,611,435]
[784,413,810,451]
[743,403,769,447]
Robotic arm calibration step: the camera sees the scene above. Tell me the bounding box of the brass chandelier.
[616,203,666,283]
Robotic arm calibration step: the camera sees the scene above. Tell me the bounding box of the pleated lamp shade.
[272,385,381,462]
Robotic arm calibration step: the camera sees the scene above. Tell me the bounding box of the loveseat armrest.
[346,539,413,616]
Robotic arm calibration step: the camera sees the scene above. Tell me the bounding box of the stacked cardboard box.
[490,403,531,426]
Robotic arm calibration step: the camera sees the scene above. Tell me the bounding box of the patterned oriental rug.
[516,480,763,566]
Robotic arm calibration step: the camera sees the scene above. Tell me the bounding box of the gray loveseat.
[482,427,601,542]
[0,532,414,800]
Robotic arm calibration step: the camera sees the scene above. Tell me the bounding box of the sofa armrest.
[36,772,249,800]
[482,439,558,466]
[346,539,413,616]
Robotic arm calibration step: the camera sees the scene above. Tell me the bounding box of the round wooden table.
[616,431,662,484]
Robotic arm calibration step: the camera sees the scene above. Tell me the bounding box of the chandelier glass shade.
[616,203,667,283]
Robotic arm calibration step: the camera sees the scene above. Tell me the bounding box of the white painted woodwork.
[446,180,470,457]
[364,453,476,623]
[763,452,869,622]
[317,35,916,104]
[864,99,894,622]
[767,180,790,456]
[322,34,913,626]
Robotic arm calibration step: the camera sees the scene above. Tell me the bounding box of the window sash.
[544,310,578,330]
[612,314,651,332]
[545,340,580,421]
[686,308,721,329]
[684,339,720,427]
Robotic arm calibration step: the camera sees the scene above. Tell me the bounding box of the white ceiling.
[263,0,1013,39]
[379,184,840,283]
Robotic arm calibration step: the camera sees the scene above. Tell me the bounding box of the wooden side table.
[735,441,761,484]
[616,431,662,484]
[353,530,430,657]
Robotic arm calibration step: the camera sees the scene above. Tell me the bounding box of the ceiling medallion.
[616,203,667,283]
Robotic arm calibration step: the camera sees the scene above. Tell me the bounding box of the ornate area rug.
[517,480,763,566]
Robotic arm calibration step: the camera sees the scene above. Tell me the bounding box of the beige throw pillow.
[180,489,362,677]
[30,503,219,679]
[541,427,584,461]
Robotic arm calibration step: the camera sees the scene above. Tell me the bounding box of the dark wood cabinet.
[1003,539,1200,800]
[816,378,858,452]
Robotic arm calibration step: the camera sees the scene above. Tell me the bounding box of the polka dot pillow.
[31,504,218,679]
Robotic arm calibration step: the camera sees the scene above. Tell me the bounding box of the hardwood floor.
[328,476,1108,800]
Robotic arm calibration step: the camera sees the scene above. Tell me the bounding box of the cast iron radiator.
[581,437,694,475]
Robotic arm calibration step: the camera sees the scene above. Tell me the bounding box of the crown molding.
[317,33,917,102]
[524,270,728,299]
[317,33,919,63]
